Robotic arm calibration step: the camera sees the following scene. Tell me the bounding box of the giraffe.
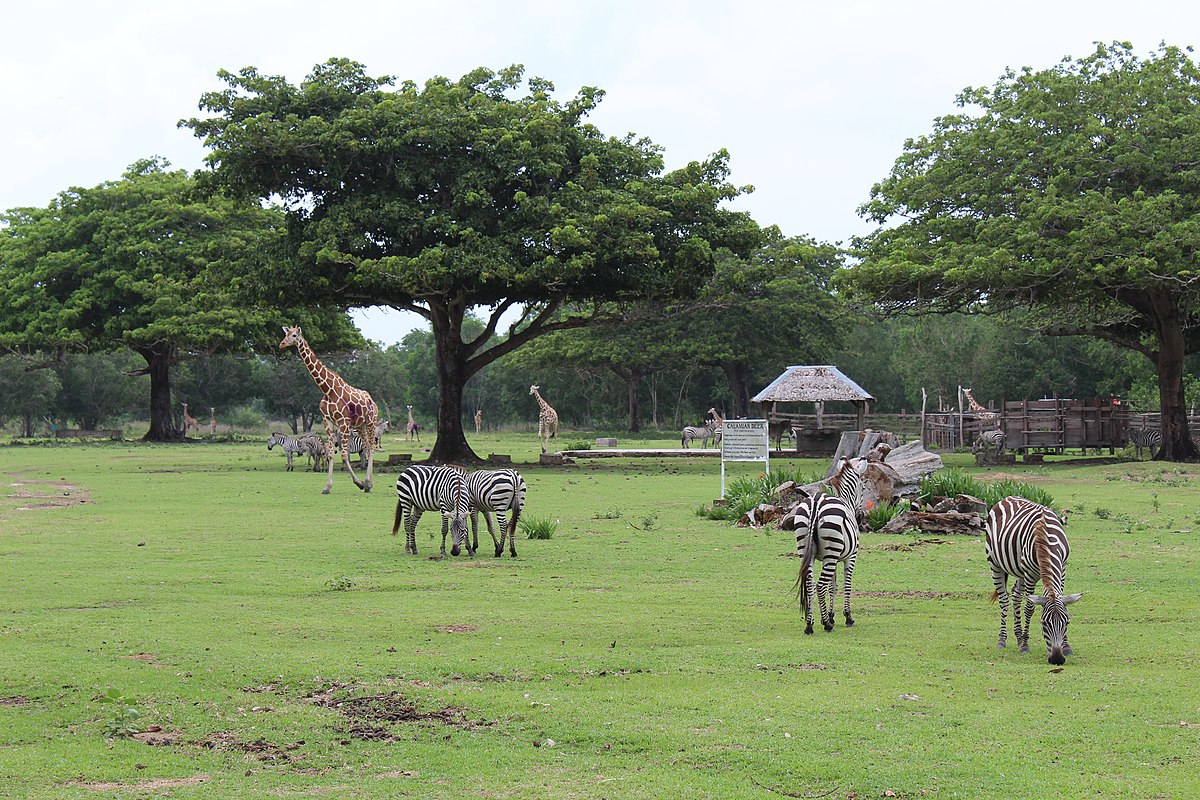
[529,385,559,453]
[280,325,379,494]
[406,405,421,442]
[181,403,200,437]
[962,387,999,420]
[707,407,725,444]
[209,407,217,437]
[474,409,483,435]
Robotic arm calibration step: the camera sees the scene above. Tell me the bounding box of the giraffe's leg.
[337,423,366,491]
[322,420,336,494]
[362,430,374,493]
[842,554,856,627]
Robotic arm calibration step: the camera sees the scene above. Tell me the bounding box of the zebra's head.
[1029,592,1083,665]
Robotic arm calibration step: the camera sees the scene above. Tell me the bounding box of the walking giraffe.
[474,409,483,435]
[181,403,200,436]
[529,385,559,453]
[406,405,421,442]
[280,325,379,494]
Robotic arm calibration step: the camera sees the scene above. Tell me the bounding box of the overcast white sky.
[3,0,1198,344]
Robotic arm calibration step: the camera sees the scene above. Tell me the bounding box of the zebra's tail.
[391,496,404,536]
[792,502,818,612]
[989,589,999,604]
[508,474,528,534]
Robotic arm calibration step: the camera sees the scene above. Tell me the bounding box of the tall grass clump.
[920,467,1054,508]
[696,465,824,522]
[520,515,557,540]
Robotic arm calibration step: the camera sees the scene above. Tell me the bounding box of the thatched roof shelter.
[751,365,875,429]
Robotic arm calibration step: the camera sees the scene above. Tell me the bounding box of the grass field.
[1,432,1198,799]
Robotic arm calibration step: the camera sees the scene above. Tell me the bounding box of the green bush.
[864,498,910,531]
[696,466,824,522]
[919,467,1054,509]
[521,515,557,540]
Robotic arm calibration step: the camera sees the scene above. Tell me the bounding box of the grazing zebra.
[681,421,719,448]
[267,432,308,471]
[768,419,795,452]
[973,429,1006,455]
[792,490,860,635]
[984,497,1082,665]
[392,465,470,557]
[1126,428,1161,459]
[298,435,328,472]
[464,469,528,558]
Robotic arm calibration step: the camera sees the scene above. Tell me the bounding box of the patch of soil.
[854,590,973,600]
[4,473,91,510]
[197,731,301,762]
[131,729,181,746]
[436,624,478,633]
[311,690,489,741]
[877,538,951,551]
[124,653,169,667]
[64,775,208,791]
[0,696,30,706]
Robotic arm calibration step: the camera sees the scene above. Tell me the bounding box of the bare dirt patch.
[0,696,30,706]
[64,775,208,791]
[123,653,170,667]
[198,731,301,762]
[4,474,90,511]
[306,686,490,742]
[436,624,478,633]
[854,590,973,600]
[877,538,952,551]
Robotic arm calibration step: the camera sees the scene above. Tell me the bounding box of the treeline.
[3,311,1187,438]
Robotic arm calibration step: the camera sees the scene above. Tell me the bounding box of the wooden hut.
[751,365,875,455]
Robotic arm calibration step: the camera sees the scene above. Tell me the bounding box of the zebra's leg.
[405,510,422,555]
[483,510,501,557]
[1014,578,1033,653]
[469,511,480,556]
[818,559,838,631]
[440,512,450,557]
[801,564,816,635]
[842,554,857,627]
[499,511,517,558]
[991,569,1010,649]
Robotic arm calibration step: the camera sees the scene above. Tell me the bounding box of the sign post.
[719,419,770,496]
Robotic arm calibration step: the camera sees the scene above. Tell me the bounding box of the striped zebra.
[267,432,309,471]
[298,435,328,472]
[828,457,866,525]
[331,421,389,467]
[984,497,1082,665]
[464,469,528,558]
[972,429,1005,455]
[792,488,860,635]
[1126,428,1161,459]
[392,465,470,557]
[681,421,719,449]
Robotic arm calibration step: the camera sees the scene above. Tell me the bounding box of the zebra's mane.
[829,459,851,495]
[1031,508,1057,598]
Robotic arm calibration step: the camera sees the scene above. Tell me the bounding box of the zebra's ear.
[1062,593,1083,605]
[1028,594,1047,606]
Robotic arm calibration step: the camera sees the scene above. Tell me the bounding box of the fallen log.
[879,510,984,536]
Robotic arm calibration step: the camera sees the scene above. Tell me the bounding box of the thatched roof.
[751,365,875,404]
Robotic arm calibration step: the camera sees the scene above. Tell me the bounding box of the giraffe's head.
[280,325,303,349]
[529,385,539,396]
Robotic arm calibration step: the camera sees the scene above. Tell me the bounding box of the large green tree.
[844,42,1200,460]
[185,60,761,462]
[0,160,300,440]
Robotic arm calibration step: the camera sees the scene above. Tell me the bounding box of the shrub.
[696,466,824,522]
[919,467,1054,509]
[864,498,910,531]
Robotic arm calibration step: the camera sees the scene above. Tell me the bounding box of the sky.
[3,0,1199,345]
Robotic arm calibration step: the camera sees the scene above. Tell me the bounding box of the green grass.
[1,435,1199,798]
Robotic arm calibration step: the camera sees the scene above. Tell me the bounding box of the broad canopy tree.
[0,160,319,440]
[186,61,762,462]
[844,43,1200,460]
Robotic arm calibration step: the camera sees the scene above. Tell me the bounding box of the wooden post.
[815,401,824,429]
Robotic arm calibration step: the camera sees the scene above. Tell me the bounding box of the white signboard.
[719,419,770,494]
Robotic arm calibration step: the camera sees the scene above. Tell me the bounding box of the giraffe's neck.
[295,337,338,396]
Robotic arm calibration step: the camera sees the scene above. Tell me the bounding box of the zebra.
[464,469,528,558]
[984,496,1082,665]
[681,421,719,449]
[331,421,389,467]
[768,419,795,452]
[267,432,308,471]
[1126,428,1161,459]
[298,434,328,472]
[828,457,866,524]
[792,489,860,635]
[972,429,1006,455]
[392,465,470,557]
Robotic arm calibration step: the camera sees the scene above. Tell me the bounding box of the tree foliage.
[185,60,762,461]
[844,42,1200,459]
[0,160,319,440]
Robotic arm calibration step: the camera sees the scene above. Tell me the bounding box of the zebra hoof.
[804,624,814,635]
[1019,645,1030,654]
[823,622,834,632]
[321,488,331,495]
[494,549,503,558]
[844,616,855,627]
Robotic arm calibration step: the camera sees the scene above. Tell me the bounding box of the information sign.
[719,419,770,494]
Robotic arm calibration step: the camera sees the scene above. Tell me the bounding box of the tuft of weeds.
[920,467,1054,509]
[521,515,557,540]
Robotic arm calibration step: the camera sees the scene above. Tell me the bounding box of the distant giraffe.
[280,325,379,494]
[181,403,200,436]
[406,405,421,442]
[962,387,999,421]
[209,407,217,437]
[529,385,559,453]
[707,407,725,444]
[474,409,483,435]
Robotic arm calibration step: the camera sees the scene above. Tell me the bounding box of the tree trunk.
[1151,310,1198,461]
[721,360,753,418]
[20,413,34,438]
[610,364,642,433]
[428,305,482,464]
[138,345,180,441]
